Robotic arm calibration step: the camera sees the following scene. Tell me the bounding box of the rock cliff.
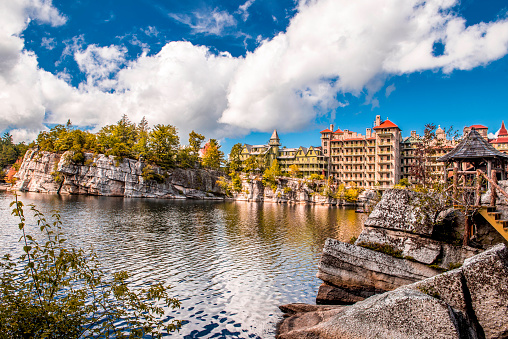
[13,149,224,199]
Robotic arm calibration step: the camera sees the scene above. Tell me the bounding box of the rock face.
[278,244,508,339]
[316,239,441,304]
[14,150,223,199]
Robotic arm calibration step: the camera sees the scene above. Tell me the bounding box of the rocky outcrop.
[316,239,441,304]
[316,189,481,304]
[14,150,223,199]
[278,244,508,339]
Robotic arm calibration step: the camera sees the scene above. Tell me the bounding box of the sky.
[2,0,508,154]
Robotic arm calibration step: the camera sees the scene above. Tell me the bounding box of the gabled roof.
[438,129,508,162]
[373,119,399,130]
[498,121,508,137]
[320,129,332,133]
[334,128,343,134]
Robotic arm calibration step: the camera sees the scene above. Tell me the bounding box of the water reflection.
[0,192,365,338]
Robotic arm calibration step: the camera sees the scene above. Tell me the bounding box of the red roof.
[320,129,332,133]
[490,136,508,144]
[373,119,399,130]
[499,121,508,137]
[366,137,376,140]
[470,124,488,129]
[334,128,343,134]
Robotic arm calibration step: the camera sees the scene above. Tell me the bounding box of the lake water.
[0,191,365,338]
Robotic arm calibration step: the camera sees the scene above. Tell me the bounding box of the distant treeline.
[34,115,224,171]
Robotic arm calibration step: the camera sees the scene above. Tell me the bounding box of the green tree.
[228,143,243,173]
[201,139,224,170]
[147,124,180,169]
[1,198,182,338]
[133,116,150,159]
[97,115,137,159]
[188,131,205,167]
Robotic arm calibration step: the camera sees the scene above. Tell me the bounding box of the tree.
[147,124,180,169]
[133,116,150,159]
[228,143,243,173]
[188,131,205,167]
[1,198,181,337]
[262,159,281,190]
[201,139,224,170]
[288,164,301,178]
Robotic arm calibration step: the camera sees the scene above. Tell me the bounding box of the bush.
[0,198,182,338]
[142,165,165,183]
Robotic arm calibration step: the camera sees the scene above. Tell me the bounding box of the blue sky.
[2,0,508,154]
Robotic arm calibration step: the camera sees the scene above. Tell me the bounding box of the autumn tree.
[201,139,224,170]
[288,164,301,178]
[262,159,282,190]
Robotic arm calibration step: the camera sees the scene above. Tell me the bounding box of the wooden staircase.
[478,206,508,242]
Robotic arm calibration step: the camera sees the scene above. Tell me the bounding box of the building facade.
[239,130,327,177]
[321,115,402,189]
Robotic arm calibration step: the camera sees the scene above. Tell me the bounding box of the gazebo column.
[452,162,458,202]
[487,160,492,190]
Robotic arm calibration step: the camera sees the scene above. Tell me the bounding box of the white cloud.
[74,44,127,90]
[237,0,255,21]
[4,0,508,143]
[170,9,236,36]
[385,84,396,97]
[142,26,159,37]
[219,0,508,132]
[41,37,56,50]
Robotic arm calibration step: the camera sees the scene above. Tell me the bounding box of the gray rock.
[316,282,381,305]
[278,288,475,339]
[461,243,508,339]
[364,189,443,236]
[355,226,442,264]
[317,239,441,295]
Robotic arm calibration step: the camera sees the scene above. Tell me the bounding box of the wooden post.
[453,163,458,203]
[487,160,492,191]
[491,169,497,208]
[475,170,481,206]
[463,216,471,247]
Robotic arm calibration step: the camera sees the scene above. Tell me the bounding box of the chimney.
[330,124,334,132]
[375,115,381,127]
[411,130,417,138]
[366,128,371,138]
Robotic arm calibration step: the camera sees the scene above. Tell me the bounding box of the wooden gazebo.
[438,129,508,243]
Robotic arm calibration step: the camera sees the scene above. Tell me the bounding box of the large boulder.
[316,239,441,302]
[461,243,508,339]
[364,189,443,236]
[278,288,475,339]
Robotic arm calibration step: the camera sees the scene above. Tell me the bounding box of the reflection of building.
[320,115,402,189]
[239,130,326,177]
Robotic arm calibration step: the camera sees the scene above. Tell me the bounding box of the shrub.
[142,165,165,183]
[0,197,182,338]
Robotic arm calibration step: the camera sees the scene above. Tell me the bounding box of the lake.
[0,191,365,338]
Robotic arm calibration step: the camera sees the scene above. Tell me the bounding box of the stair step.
[488,212,502,219]
[499,220,508,226]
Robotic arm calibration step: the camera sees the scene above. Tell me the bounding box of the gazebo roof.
[438,129,508,162]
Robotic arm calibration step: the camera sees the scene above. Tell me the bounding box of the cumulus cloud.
[219,0,508,131]
[74,44,127,90]
[4,0,508,143]
[170,8,236,35]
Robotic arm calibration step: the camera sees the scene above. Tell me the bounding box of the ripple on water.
[0,192,365,338]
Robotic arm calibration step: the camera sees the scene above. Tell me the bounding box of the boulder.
[364,189,442,236]
[355,227,442,264]
[317,239,441,298]
[278,288,475,339]
[316,283,375,305]
[461,243,508,339]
